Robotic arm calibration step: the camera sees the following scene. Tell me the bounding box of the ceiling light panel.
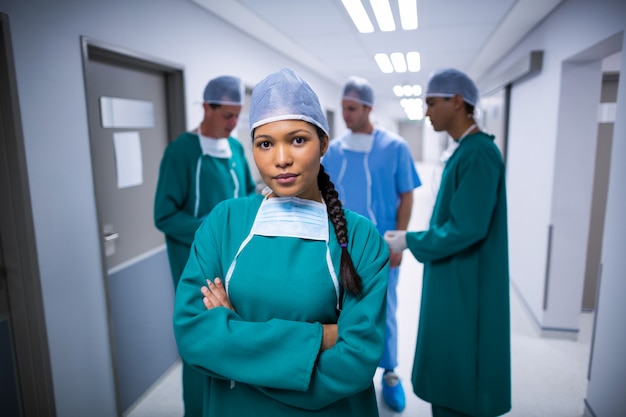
[343,0,418,34]
[376,52,420,74]
[398,0,418,30]
[374,53,394,73]
[369,0,395,32]
[406,51,421,72]
[400,98,424,120]
[394,84,422,97]
[341,0,374,33]
[390,52,407,73]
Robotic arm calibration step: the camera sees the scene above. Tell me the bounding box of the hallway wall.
[479,0,625,333]
[478,1,626,414]
[0,0,350,415]
[584,35,626,417]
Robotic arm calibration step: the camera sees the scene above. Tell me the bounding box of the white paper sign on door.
[113,131,143,189]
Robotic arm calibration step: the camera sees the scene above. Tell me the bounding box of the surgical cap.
[342,76,374,106]
[249,68,329,138]
[203,75,244,105]
[426,69,479,106]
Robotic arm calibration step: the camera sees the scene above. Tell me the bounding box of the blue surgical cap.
[425,69,479,106]
[203,75,244,105]
[342,76,374,106]
[249,68,329,138]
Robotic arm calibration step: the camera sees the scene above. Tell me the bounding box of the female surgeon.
[173,68,389,417]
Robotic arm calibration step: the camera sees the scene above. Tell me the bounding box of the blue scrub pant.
[378,266,399,370]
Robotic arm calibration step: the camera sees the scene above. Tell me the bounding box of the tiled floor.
[127,161,592,417]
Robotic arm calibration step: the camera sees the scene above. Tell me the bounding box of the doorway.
[0,12,55,417]
[81,38,186,414]
[582,67,619,311]
[236,86,263,190]
[543,34,622,334]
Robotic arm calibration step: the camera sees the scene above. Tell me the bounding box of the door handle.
[104,232,119,242]
[103,229,119,257]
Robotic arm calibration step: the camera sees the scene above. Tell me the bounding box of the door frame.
[81,37,187,141]
[0,12,56,416]
[80,37,186,414]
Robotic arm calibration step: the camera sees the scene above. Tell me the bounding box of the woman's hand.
[320,324,338,351]
[201,277,235,312]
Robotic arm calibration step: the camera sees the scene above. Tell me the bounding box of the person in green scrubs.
[173,68,389,417]
[154,75,256,417]
[385,68,511,417]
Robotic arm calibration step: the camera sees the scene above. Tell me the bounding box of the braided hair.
[317,164,363,296]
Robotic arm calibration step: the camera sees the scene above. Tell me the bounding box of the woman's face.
[253,120,328,202]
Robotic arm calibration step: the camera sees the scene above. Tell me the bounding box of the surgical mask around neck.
[224,195,339,309]
[341,132,374,153]
[252,196,329,241]
[198,132,233,158]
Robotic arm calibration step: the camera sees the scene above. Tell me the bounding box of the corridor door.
[0,12,54,417]
[82,39,185,413]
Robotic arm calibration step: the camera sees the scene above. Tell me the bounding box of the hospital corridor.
[126,161,594,417]
[1,1,625,416]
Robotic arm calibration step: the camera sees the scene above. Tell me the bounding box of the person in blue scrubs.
[173,68,389,417]
[154,75,256,417]
[385,69,511,417]
[322,76,421,412]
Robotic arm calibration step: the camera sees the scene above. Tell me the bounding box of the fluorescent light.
[406,51,420,72]
[342,0,374,33]
[390,52,407,73]
[400,97,424,120]
[378,53,419,75]
[398,0,418,30]
[344,0,417,33]
[375,54,394,73]
[374,53,394,73]
[369,0,395,32]
[394,84,422,97]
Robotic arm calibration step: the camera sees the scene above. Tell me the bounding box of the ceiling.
[192,0,564,119]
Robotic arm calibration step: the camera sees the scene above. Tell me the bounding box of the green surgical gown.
[173,194,389,416]
[154,132,256,286]
[405,132,511,416]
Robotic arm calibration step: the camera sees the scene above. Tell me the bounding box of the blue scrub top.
[323,128,421,234]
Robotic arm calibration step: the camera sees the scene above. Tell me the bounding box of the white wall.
[481,0,625,332]
[0,0,347,415]
[584,39,626,417]
[548,58,603,329]
[479,0,625,413]
[420,121,448,163]
[398,120,423,161]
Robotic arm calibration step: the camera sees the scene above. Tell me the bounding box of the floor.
[126,161,593,417]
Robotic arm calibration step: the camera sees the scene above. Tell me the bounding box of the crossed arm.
[201,277,338,351]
